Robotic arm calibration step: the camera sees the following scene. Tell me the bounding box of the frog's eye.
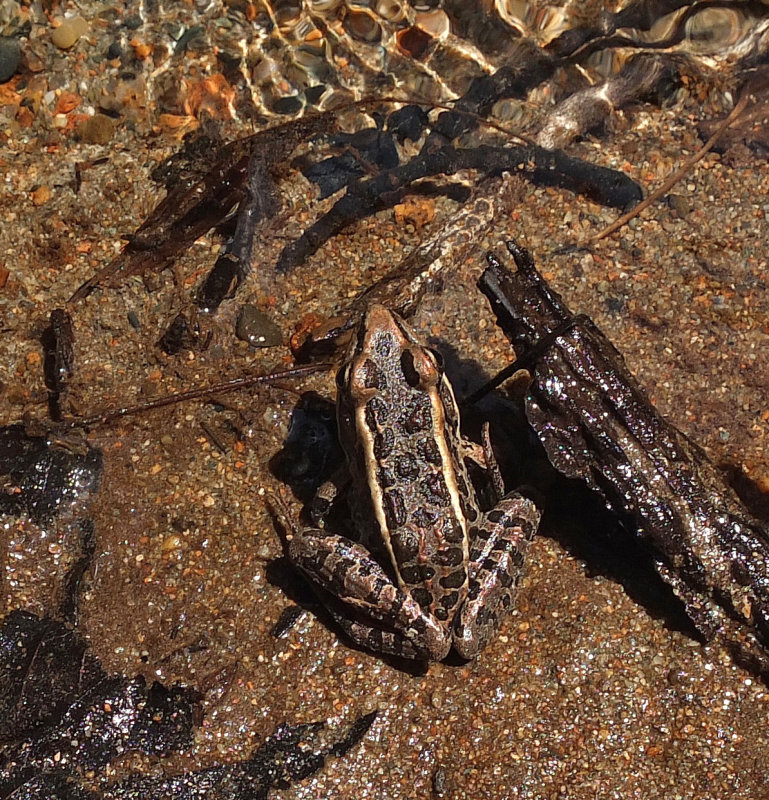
[400,347,441,389]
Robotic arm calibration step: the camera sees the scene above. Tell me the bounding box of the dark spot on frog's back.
[412,507,438,528]
[442,518,464,543]
[378,463,396,487]
[365,396,389,429]
[439,567,466,589]
[362,357,387,390]
[374,427,395,460]
[411,587,432,609]
[375,330,394,358]
[395,453,419,481]
[417,436,441,464]
[392,529,419,560]
[436,547,464,567]
[425,473,450,504]
[399,563,421,583]
[402,394,431,433]
[496,565,515,588]
[384,488,407,528]
[439,590,460,611]
[469,523,492,542]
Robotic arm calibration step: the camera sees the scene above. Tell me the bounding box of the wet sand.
[1,3,769,797]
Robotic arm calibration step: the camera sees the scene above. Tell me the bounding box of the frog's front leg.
[289,529,452,660]
[306,468,348,528]
[453,493,541,659]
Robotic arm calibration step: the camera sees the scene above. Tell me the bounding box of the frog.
[287,304,541,660]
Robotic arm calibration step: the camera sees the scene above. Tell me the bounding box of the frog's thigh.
[453,494,541,660]
[289,530,451,660]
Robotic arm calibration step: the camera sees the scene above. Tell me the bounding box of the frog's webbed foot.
[453,493,541,660]
[289,529,451,661]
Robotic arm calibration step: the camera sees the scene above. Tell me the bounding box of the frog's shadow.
[439,340,702,643]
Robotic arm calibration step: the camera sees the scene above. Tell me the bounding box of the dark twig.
[277,143,641,272]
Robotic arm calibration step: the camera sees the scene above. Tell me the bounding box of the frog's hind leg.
[453,493,541,660]
[327,604,447,662]
[289,529,451,661]
[460,422,505,501]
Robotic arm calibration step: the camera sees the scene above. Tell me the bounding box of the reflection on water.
[225,0,769,117]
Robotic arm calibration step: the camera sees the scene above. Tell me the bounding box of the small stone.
[235,305,283,348]
[344,9,382,42]
[76,113,115,145]
[51,17,89,50]
[23,45,46,73]
[106,41,123,60]
[668,193,692,218]
[161,533,183,552]
[394,196,435,230]
[270,94,303,116]
[0,36,21,83]
[30,185,51,206]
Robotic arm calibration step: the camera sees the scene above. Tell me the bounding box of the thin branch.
[64,363,331,429]
[588,88,752,245]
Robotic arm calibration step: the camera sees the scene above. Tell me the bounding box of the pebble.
[235,305,283,347]
[0,36,21,83]
[30,185,51,206]
[161,533,183,552]
[668,193,692,217]
[51,17,89,50]
[76,113,115,145]
[106,41,123,60]
[270,94,303,115]
[394,196,435,230]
